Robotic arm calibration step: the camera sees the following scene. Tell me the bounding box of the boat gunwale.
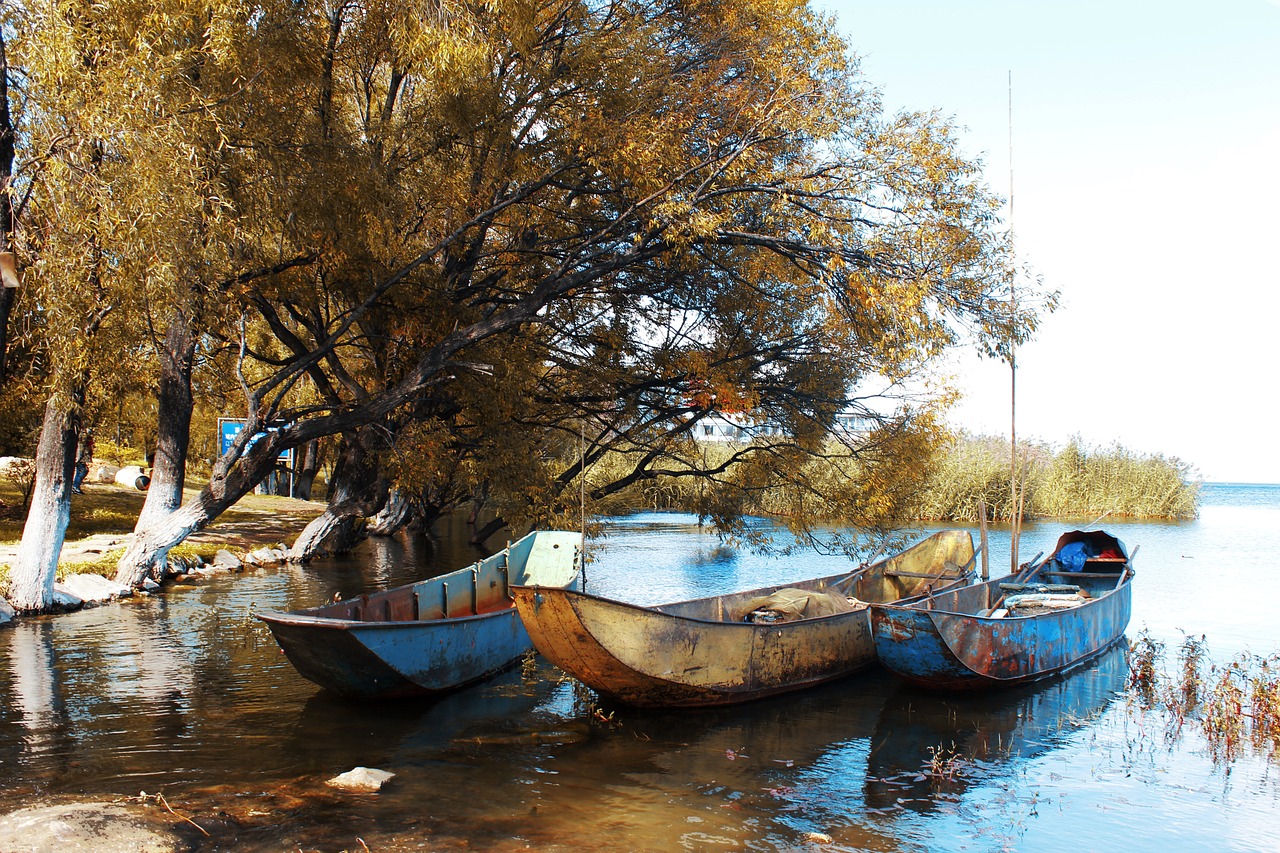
[255,606,516,631]
[516,566,972,629]
[875,566,1133,622]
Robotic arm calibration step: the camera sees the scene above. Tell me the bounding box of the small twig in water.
[156,792,210,837]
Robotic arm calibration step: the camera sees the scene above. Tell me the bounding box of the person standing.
[72,429,94,494]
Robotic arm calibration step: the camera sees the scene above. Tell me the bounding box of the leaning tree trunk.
[288,432,387,562]
[134,313,196,533]
[114,441,281,587]
[367,488,411,536]
[8,400,80,612]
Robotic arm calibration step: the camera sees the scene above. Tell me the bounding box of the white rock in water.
[0,598,13,625]
[326,767,396,792]
[211,549,242,569]
[50,584,84,610]
[61,573,133,603]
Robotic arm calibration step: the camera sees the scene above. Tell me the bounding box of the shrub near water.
[1126,629,1280,765]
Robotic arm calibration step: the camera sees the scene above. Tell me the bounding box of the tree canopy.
[0,0,1054,606]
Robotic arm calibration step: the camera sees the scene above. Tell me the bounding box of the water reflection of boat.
[283,664,573,770]
[257,531,581,699]
[512,530,975,708]
[865,640,1128,812]
[872,530,1134,690]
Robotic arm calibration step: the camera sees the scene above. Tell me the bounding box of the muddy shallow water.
[1,486,1277,851]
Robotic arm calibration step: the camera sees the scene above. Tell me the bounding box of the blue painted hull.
[872,530,1134,690]
[263,609,537,698]
[259,530,581,699]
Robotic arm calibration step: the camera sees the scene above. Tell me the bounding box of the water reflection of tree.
[864,641,1129,814]
[6,620,73,784]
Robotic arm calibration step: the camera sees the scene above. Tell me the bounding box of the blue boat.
[257,530,582,699]
[870,530,1134,690]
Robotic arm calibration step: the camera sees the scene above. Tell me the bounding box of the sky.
[816,0,1280,483]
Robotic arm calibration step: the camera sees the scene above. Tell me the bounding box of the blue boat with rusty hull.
[870,530,1134,690]
[257,530,582,699]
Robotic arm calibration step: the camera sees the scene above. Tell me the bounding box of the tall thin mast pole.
[1008,70,1020,575]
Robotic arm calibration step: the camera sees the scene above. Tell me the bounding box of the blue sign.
[218,419,292,462]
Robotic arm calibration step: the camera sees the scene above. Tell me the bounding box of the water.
[1,487,1278,851]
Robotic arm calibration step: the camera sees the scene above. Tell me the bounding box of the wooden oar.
[914,549,980,601]
[833,541,889,594]
[1113,545,1139,590]
[987,550,1046,614]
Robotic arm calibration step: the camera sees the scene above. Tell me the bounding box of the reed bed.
[580,432,1199,524]
[911,434,1200,522]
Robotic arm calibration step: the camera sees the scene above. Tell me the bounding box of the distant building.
[694,412,873,443]
[695,414,779,443]
[832,412,876,437]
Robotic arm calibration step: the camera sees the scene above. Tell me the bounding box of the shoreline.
[0,481,327,615]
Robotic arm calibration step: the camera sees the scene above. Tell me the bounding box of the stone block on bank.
[0,456,30,474]
[60,573,133,604]
[0,802,186,852]
[211,549,242,570]
[51,584,84,611]
[326,766,395,792]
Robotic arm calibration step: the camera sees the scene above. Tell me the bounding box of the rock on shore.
[0,802,189,852]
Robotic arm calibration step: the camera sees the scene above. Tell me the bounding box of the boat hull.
[512,585,875,707]
[259,530,581,699]
[872,530,1133,690]
[514,529,977,708]
[262,609,535,699]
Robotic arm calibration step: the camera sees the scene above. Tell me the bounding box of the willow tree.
[0,0,1045,590]
[3,0,277,609]
[105,0,1049,583]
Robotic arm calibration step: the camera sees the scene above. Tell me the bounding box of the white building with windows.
[694,412,872,443]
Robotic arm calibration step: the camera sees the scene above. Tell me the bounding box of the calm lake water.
[1,484,1278,851]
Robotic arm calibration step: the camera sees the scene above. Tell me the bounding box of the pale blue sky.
[818,1,1280,483]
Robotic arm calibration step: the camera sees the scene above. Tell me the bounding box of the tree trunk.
[469,515,509,547]
[114,441,281,587]
[0,288,13,386]
[0,31,17,386]
[134,313,195,533]
[368,488,410,536]
[7,400,79,612]
[293,439,321,501]
[287,431,387,562]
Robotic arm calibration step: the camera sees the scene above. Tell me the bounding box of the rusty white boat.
[512,530,976,708]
